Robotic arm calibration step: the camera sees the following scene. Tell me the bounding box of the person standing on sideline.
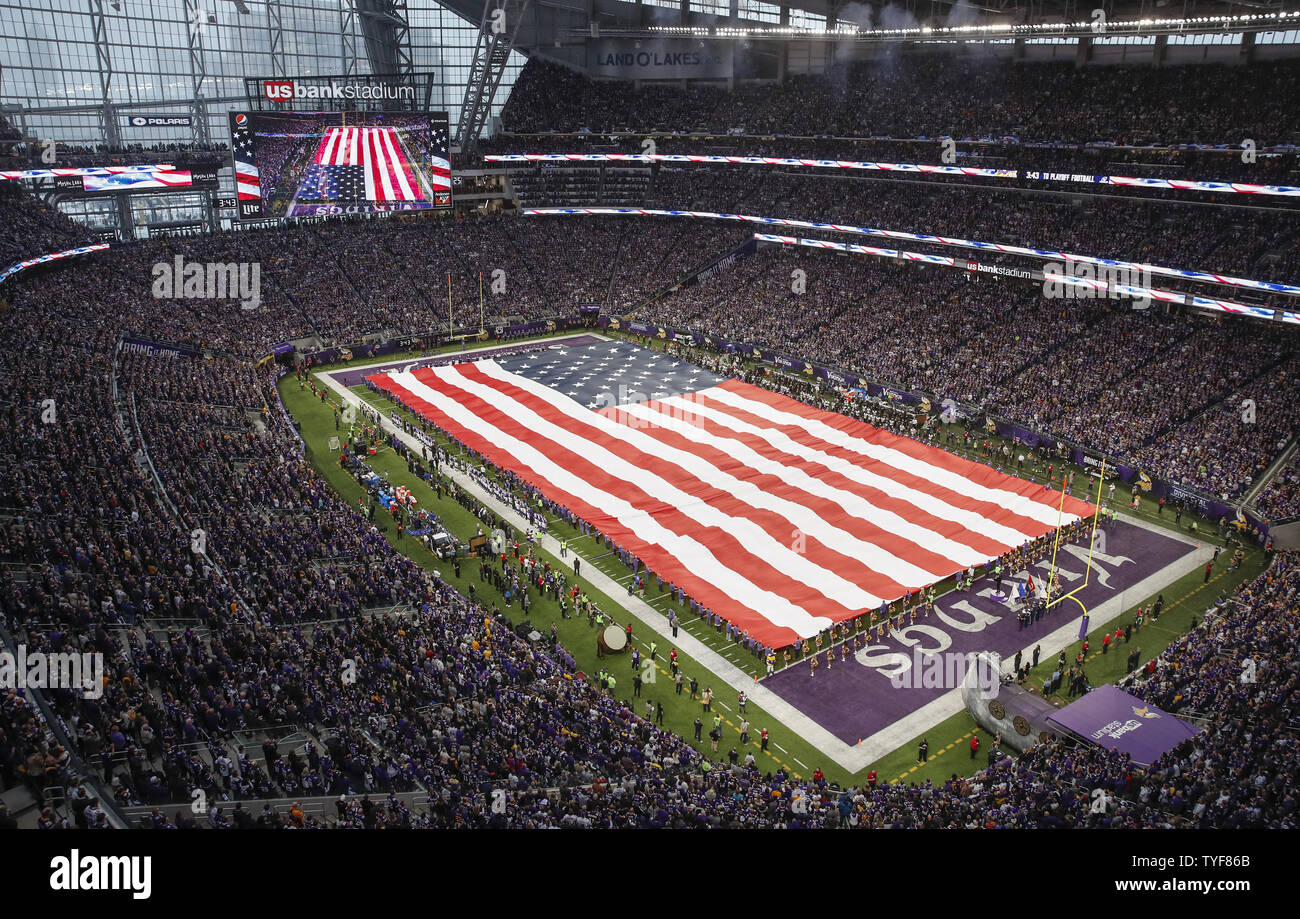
[693,717,703,742]
[970,732,980,760]
[918,738,929,763]
[1032,644,1041,668]
[760,728,769,752]
[702,687,713,711]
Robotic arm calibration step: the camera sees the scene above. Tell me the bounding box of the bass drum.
[598,624,628,654]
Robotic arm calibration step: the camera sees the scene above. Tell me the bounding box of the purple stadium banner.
[1046,685,1200,767]
[118,336,202,358]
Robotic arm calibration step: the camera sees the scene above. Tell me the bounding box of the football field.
[306,333,1216,775]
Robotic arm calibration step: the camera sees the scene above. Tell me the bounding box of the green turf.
[283,332,1269,788]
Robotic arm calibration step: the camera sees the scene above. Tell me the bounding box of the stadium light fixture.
[633,9,1300,42]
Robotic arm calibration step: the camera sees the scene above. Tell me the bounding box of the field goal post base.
[1041,458,1107,638]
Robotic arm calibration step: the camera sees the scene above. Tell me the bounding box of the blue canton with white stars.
[492,340,728,410]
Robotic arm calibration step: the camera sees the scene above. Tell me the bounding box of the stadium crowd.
[478,131,1300,196]
[0,168,1297,828]
[1,173,1295,504]
[501,56,1300,147]
[635,239,1300,501]
[0,184,97,269]
[638,167,1300,285]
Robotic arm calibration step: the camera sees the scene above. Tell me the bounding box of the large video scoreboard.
[229,109,452,220]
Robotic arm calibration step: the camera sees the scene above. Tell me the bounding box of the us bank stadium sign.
[965,260,1035,280]
[245,73,430,111]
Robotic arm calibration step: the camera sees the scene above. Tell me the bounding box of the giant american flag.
[232,116,261,202]
[369,341,1095,647]
[301,125,447,203]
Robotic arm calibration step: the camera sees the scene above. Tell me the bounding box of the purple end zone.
[325,334,604,387]
[763,520,1195,746]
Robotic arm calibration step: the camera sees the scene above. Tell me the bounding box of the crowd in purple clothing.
[1121,557,1300,826]
[1,183,1298,825]
[502,56,1300,147]
[1254,452,1300,522]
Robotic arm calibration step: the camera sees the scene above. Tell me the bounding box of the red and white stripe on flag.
[314,126,427,202]
[369,362,1096,647]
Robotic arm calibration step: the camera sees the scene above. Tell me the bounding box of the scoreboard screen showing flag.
[368,341,1096,648]
[229,110,451,220]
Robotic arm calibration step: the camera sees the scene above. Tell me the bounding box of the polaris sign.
[127,115,193,128]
